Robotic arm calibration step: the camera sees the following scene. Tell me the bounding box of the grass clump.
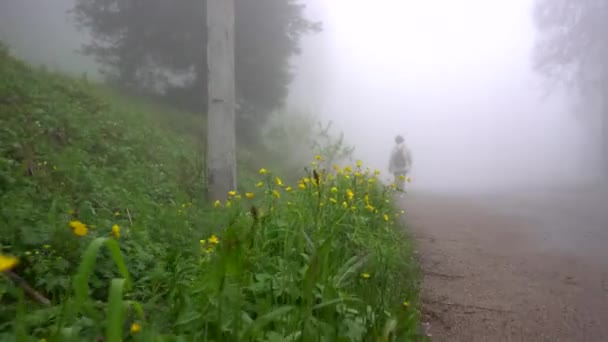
[0,44,423,341]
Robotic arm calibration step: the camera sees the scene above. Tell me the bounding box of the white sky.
[289,0,600,191]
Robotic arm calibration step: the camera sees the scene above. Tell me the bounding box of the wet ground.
[402,185,608,341]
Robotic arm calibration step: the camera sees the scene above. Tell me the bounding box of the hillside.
[0,45,422,341]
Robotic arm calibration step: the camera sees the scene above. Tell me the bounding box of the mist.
[289,0,602,193]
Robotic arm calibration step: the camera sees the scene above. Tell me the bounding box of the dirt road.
[402,186,608,342]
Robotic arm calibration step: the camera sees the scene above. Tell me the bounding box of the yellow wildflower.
[272,190,280,199]
[365,204,375,212]
[368,178,376,184]
[330,187,338,193]
[228,190,237,197]
[364,194,370,203]
[235,194,242,200]
[285,186,292,192]
[69,220,88,237]
[0,254,18,272]
[315,154,324,161]
[225,201,232,208]
[402,301,410,309]
[355,171,361,178]
[298,183,306,190]
[302,177,310,184]
[399,175,406,181]
[199,239,206,245]
[259,168,268,175]
[245,192,255,199]
[256,181,264,188]
[360,272,371,279]
[209,235,220,244]
[329,198,337,204]
[275,177,283,187]
[111,224,120,238]
[213,200,221,208]
[342,201,348,208]
[374,169,381,176]
[130,323,141,334]
[114,211,120,217]
[346,189,354,200]
[383,214,389,222]
[356,160,363,168]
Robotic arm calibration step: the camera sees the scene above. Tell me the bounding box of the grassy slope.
[0,46,423,341]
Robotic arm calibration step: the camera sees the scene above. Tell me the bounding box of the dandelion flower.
[130,323,141,334]
[315,154,323,161]
[256,181,264,188]
[302,177,310,184]
[213,200,221,208]
[344,166,353,173]
[228,190,237,197]
[383,214,389,222]
[0,254,18,272]
[285,186,292,192]
[365,204,375,212]
[298,183,306,190]
[111,224,120,238]
[209,235,220,244]
[360,272,371,279]
[245,192,255,199]
[69,220,88,237]
[272,190,280,199]
[330,187,338,193]
[275,177,283,187]
[259,168,268,175]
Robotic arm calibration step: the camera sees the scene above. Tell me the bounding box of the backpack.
[394,147,407,168]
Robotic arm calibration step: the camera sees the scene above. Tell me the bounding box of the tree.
[533,0,608,177]
[72,0,320,140]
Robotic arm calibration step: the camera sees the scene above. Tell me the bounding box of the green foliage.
[72,0,321,137]
[0,48,424,341]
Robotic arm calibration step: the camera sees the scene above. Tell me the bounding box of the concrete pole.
[206,0,237,202]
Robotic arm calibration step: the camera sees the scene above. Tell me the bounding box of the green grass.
[0,44,423,341]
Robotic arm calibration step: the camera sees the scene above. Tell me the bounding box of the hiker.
[388,135,412,192]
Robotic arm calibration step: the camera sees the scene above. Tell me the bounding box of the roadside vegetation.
[0,45,422,341]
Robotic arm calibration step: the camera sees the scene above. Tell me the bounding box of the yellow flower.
[213,200,221,208]
[259,168,268,175]
[398,175,406,181]
[374,169,381,176]
[111,224,120,238]
[209,235,220,244]
[130,323,141,334]
[225,200,232,208]
[382,214,390,222]
[365,204,375,212]
[364,194,370,203]
[310,161,317,167]
[356,160,363,168]
[330,187,338,193]
[368,178,376,184]
[360,272,371,279]
[315,154,324,161]
[342,201,348,208]
[272,190,280,199]
[402,301,410,309]
[344,166,353,173]
[199,239,206,245]
[355,171,362,178]
[275,177,283,187]
[256,181,264,188]
[298,183,306,190]
[245,192,255,199]
[285,186,292,192]
[302,177,310,184]
[114,211,120,217]
[228,190,237,197]
[346,189,354,200]
[0,254,18,272]
[332,164,341,172]
[235,194,242,200]
[69,220,88,237]
[206,246,214,254]
[329,198,337,204]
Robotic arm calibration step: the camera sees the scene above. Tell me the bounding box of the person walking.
[388,134,412,192]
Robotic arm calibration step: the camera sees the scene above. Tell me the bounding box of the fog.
[289,0,603,193]
[1,0,603,193]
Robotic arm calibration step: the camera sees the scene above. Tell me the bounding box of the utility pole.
[206,0,237,202]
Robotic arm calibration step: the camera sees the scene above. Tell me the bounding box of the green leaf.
[106,278,126,342]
